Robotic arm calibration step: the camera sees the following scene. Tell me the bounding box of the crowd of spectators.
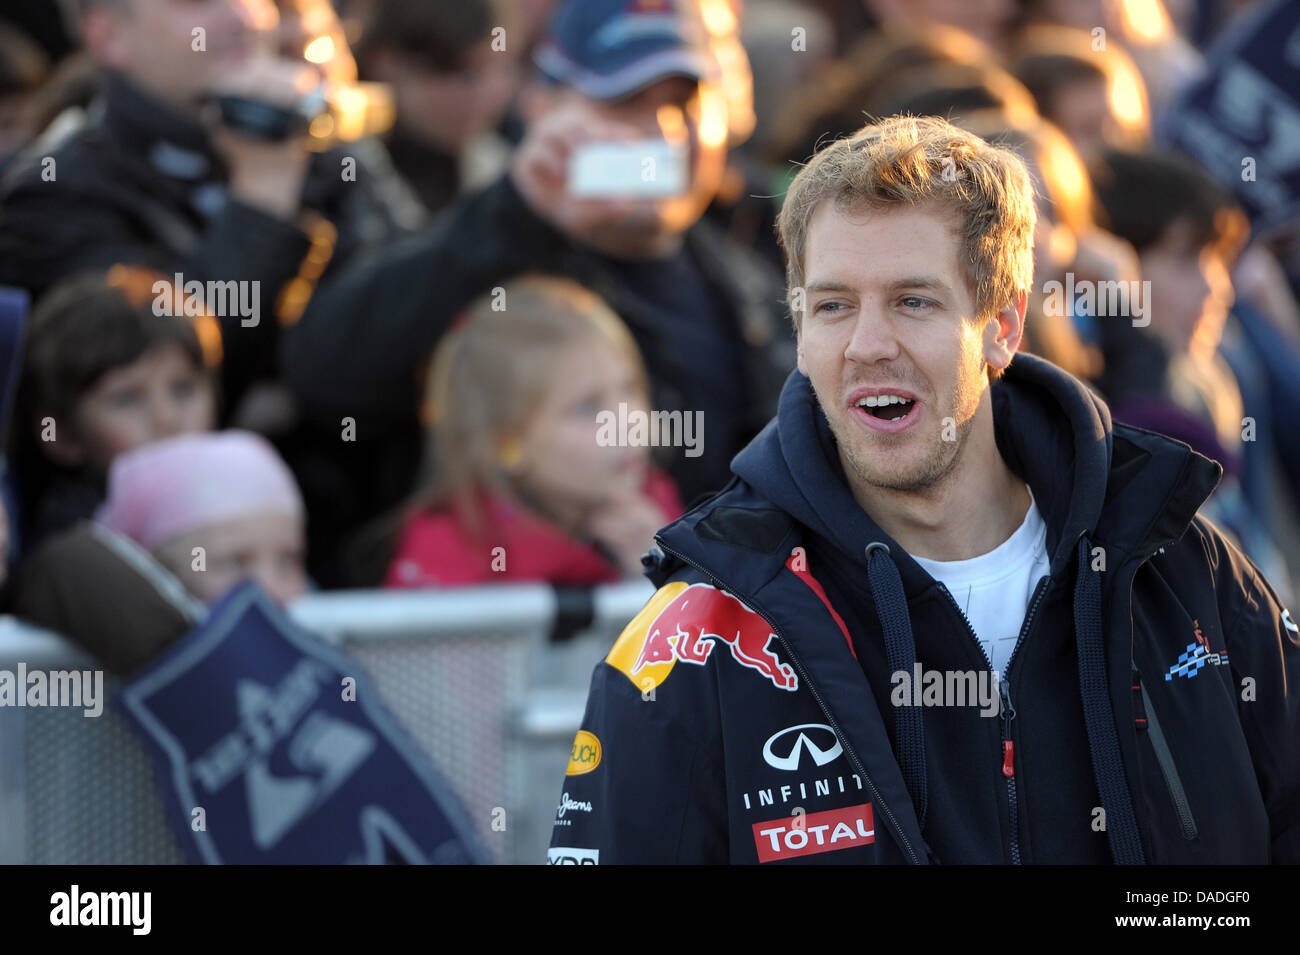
[0,0,1296,614]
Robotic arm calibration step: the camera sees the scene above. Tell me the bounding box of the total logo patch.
[567,730,601,775]
[752,803,874,863]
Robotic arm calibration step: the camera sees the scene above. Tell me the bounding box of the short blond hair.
[777,114,1036,334]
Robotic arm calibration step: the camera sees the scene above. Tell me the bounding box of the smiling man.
[796,199,1033,572]
[549,114,1299,865]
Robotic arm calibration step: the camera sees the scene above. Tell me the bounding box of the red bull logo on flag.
[606,582,799,692]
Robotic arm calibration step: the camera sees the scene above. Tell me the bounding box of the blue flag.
[1161,0,1300,234]
[118,582,487,864]
[0,285,28,565]
[0,285,27,439]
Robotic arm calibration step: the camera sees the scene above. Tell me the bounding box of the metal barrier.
[0,580,654,865]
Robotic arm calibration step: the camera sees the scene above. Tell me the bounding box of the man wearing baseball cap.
[282,0,794,573]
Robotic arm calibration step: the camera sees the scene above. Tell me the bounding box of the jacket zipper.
[936,574,1049,865]
[999,677,1019,864]
[1133,541,1200,842]
[652,537,924,865]
[1137,677,1199,840]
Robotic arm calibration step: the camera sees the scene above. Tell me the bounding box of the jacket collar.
[653,353,1222,865]
[99,70,225,184]
[696,354,1221,588]
[652,486,933,863]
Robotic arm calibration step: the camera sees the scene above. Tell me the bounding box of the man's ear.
[984,290,1027,375]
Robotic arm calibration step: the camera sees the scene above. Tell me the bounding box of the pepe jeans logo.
[556,793,592,818]
[554,793,593,828]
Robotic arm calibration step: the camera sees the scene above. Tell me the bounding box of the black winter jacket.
[548,355,1300,864]
[0,71,416,409]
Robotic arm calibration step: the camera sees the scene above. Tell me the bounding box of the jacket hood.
[101,71,224,181]
[730,352,1220,585]
[654,352,1225,866]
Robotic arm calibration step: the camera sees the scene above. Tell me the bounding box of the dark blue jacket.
[548,354,1300,864]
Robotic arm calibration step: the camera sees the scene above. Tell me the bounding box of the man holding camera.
[281,0,794,523]
[0,0,412,413]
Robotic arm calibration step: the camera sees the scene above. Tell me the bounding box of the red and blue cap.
[534,0,720,101]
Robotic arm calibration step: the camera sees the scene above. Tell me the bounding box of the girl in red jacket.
[384,275,683,588]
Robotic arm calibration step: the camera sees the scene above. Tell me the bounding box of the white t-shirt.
[911,491,1050,677]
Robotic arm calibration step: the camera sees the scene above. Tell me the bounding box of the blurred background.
[0,0,1297,864]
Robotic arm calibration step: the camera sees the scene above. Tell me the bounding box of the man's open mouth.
[856,394,916,422]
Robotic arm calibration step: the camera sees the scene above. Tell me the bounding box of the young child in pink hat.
[96,430,307,606]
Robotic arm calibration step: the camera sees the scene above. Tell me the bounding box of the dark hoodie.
[549,354,1300,864]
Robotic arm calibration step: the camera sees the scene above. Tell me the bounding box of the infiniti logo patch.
[762,723,843,771]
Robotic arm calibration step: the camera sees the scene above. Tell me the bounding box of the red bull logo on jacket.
[606,582,799,692]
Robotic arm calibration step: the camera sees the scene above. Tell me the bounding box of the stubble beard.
[818,354,987,496]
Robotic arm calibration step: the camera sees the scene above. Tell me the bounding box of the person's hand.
[206,57,317,221]
[510,96,653,244]
[582,490,667,578]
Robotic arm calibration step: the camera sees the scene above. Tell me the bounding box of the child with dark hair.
[1010,25,1150,164]
[11,265,220,548]
[1091,147,1293,597]
[1091,148,1247,421]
